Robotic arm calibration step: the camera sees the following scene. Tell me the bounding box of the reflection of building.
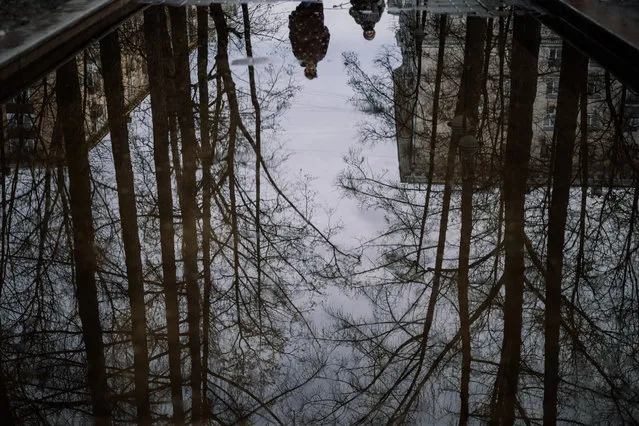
[1,90,38,161]
[392,9,426,183]
[394,65,425,183]
[392,13,463,183]
[1,10,207,166]
[1,16,148,166]
[1,83,59,166]
[531,30,639,186]
[387,0,508,17]
[392,16,639,186]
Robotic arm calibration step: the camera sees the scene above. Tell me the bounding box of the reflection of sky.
[226,1,405,323]
[268,0,399,247]
[288,4,401,325]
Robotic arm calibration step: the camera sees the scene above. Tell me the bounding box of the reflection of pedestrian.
[288,2,330,79]
[349,0,385,40]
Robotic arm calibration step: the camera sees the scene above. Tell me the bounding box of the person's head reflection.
[349,0,385,41]
[363,26,376,41]
[288,1,330,80]
[303,62,318,79]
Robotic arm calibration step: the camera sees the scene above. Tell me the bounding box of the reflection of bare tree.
[394,16,487,424]
[490,14,541,426]
[169,6,204,420]
[99,30,151,424]
[543,41,588,424]
[196,5,215,420]
[56,58,111,423]
[331,16,493,424]
[3,5,639,425]
[143,7,185,422]
[4,4,314,422]
[241,3,263,325]
[416,15,447,268]
[334,12,639,426]
[207,4,344,422]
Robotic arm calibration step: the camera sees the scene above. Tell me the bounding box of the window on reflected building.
[548,47,561,68]
[546,79,559,97]
[544,105,556,129]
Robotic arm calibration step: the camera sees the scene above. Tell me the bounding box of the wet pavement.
[565,0,639,48]
[0,0,71,32]
[1,1,639,424]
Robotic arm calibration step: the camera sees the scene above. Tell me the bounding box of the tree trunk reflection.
[143,7,185,422]
[490,14,541,426]
[57,58,111,424]
[543,41,588,425]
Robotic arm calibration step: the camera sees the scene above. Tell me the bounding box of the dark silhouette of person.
[288,2,330,80]
[349,0,385,41]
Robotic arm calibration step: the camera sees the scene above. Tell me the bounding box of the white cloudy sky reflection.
[227,3,403,319]
[254,0,399,237]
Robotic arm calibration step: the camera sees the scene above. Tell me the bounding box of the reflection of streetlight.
[459,134,478,181]
[459,134,478,153]
[449,115,475,135]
